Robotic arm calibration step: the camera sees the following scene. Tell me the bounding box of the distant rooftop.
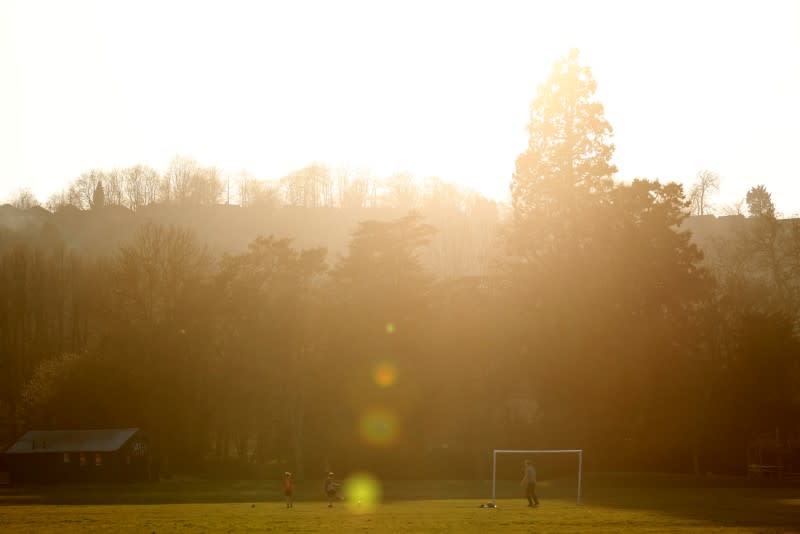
[4,428,139,454]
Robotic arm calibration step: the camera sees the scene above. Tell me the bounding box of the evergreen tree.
[505,50,711,465]
[510,48,616,255]
[92,181,105,209]
[745,184,775,218]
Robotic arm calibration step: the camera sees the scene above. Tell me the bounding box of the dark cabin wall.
[4,431,153,485]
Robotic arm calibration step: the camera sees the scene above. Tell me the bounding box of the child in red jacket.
[282,472,294,508]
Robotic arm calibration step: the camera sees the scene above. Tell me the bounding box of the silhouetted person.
[521,459,539,507]
[282,472,294,508]
[324,472,340,507]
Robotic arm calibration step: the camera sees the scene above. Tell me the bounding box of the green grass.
[1,474,798,532]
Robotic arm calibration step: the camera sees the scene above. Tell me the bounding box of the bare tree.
[422,176,464,212]
[342,178,370,209]
[189,166,224,205]
[122,165,145,211]
[720,198,747,216]
[141,166,161,206]
[114,222,210,324]
[333,166,352,208]
[249,179,280,209]
[9,188,40,209]
[335,167,375,209]
[46,190,69,212]
[281,171,302,207]
[163,155,199,204]
[688,170,720,216]
[307,163,332,207]
[367,175,383,208]
[281,163,332,207]
[73,169,106,209]
[235,170,255,207]
[383,172,419,210]
[128,168,145,210]
[104,169,125,206]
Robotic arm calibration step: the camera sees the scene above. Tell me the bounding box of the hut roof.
[4,428,139,454]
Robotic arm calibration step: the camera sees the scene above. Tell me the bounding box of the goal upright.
[491,449,583,505]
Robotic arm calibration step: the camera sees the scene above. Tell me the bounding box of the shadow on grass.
[578,473,800,530]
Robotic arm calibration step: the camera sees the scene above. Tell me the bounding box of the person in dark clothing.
[520,459,539,507]
[324,472,340,507]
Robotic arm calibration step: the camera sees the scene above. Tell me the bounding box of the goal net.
[491,449,583,505]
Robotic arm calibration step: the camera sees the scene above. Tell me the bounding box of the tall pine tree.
[510,49,616,257]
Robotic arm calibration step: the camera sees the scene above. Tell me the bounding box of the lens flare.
[373,361,398,388]
[343,472,382,513]
[385,322,395,334]
[359,409,399,447]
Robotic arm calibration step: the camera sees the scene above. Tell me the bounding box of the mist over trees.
[1,50,798,480]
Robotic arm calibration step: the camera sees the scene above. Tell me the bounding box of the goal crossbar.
[491,449,583,505]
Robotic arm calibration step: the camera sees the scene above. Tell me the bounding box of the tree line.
[1,49,798,479]
[10,157,491,215]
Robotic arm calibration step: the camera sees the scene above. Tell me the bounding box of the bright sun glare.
[1,1,799,212]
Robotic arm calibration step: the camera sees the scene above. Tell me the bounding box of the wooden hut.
[3,428,153,485]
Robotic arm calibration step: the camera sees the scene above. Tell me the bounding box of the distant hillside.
[0,202,500,279]
[681,213,799,260]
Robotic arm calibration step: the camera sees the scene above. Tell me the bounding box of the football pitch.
[1,475,798,533]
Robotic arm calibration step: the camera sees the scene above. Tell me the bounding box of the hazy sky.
[1,0,799,214]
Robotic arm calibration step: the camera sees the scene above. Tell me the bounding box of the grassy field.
[1,474,798,532]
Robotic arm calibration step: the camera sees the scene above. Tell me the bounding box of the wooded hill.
[1,50,797,480]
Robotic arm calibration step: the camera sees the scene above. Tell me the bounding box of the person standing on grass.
[324,472,340,507]
[521,459,539,507]
[282,472,294,508]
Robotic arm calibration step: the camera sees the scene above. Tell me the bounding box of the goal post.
[492,449,583,505]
